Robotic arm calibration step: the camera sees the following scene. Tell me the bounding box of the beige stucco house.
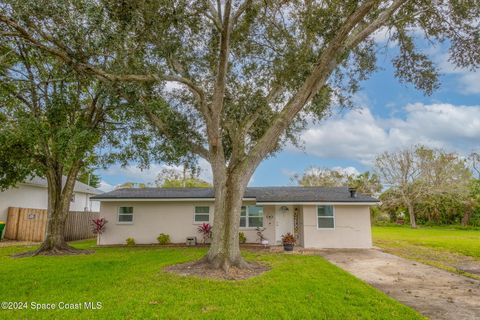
[92,187,378,248]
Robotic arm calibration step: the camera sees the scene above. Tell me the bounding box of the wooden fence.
[4,207,99,242]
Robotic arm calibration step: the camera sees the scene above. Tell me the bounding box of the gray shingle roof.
[92,186,378,203]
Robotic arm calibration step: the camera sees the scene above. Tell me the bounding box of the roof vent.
[348,187,357,198]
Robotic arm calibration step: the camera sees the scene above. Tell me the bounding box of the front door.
[275,205,294,244]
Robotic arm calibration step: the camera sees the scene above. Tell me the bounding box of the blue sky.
[97,34,480,191]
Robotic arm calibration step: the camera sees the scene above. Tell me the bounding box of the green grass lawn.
[0,240,422,319]
[373,225,480,279]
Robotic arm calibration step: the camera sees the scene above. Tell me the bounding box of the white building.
[0,176,102,221]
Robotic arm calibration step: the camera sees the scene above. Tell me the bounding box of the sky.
[96,31,480,192]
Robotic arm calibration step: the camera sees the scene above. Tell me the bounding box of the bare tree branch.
[244,0,384,169]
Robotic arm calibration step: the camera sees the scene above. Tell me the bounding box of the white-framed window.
[317,205,334,229]
[194,206,210,223]
[240,206,263,228]
[118,206,134,224]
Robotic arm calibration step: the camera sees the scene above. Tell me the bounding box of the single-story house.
[92,186,379,249]
[0,176,102,221]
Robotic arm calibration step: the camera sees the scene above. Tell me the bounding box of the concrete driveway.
[318,249,480,320]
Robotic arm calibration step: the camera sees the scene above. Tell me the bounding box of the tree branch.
[143,105,209,161]
[245,0,401,171]
[208,0,232,149]
[345,0,407,49]
[0,13,208,113]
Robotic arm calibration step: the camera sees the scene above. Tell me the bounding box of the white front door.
[275,205,294,244]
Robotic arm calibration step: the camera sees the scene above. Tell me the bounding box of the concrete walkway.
[318,249,480,320]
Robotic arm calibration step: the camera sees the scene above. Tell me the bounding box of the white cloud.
[98,180,114,192]
[457,72,480,94]
[97,158,213,187]
[299,108,389,164]
[436,52,480,94]
[298,103,480,165]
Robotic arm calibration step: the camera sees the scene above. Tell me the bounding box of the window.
[240,206,263,228]
[194,206,210,223]
[317,205,334,229]
[118,207,134,224]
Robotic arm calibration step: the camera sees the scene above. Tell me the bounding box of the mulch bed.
[164,260,271,280]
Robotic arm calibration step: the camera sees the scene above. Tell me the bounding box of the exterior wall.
[0,185,47,221]
[70,193,100,212]
[98,201,276,245]
[0,184,99,221]
[97,201,372,248]
[239,205,275,244]
[302,205,372,249]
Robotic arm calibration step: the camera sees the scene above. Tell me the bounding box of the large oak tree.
[1,1,478,268]
[0,43,128,254]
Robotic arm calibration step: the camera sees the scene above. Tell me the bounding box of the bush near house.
[239,232,247,244]
[157,233,171,245]
[126,238,136,246]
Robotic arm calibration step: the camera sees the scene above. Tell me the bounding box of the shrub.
[281,233,296,245]
[126,237,136,246]
[239,232,246,244]
[157,233,170,245]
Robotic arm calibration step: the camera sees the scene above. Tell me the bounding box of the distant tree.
[162,178,211,188]
[295,167,381,196]
[155,165,211,188]
[116,182,147,189]
[469,179,480,226]
[77,167,101,188]
[468,152,480,179]
[347,172,382,196]
[376,147,427,228]
[3,0,478,269]
[375,146,472,228]
[293,167,352,187]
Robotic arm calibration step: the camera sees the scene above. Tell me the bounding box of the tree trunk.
[33,168,79,254]
[17,165,86,256]
[407,203,417,228]
[205,168,251,271]
[461,206,472,227]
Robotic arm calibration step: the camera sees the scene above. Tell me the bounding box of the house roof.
[22,176,103,195]
[92,186,378,203]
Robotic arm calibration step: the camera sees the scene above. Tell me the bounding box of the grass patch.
[373,226,480,279]
[0,240,422,319]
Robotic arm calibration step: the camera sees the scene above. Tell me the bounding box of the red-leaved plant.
[197,223,212,244]
[91,218,108,244]
[91,218,108,234]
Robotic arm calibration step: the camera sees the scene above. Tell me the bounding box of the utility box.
[186,237,197,246]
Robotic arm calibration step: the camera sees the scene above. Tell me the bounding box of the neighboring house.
[92,187,379,248]
[0,176,102,221]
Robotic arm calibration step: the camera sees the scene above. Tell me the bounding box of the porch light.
[280,206,289,212]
